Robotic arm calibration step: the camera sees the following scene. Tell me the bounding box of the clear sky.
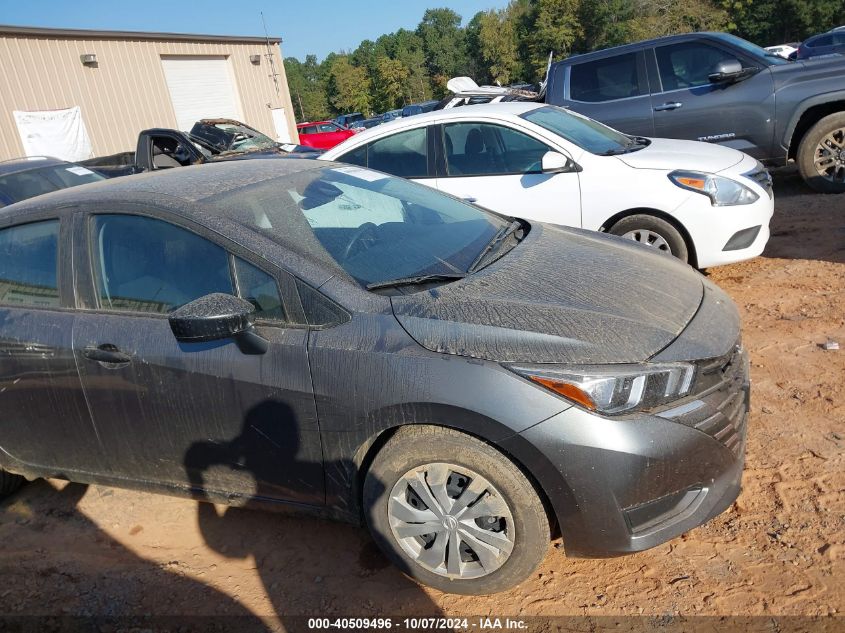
[0,0,509,61]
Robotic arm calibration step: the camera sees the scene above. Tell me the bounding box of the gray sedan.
[0,159,748,594]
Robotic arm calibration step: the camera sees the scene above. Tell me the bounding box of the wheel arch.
[786,99,845,161]
[352,419,564,539]
[600,207,698,268]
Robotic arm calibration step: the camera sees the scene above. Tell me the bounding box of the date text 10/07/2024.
[307,617,528,630]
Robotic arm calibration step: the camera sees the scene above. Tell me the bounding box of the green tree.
[465,11,489,83]
[375,56,410,109]
[477,9,520,84]
[626,0,729,40]
[284,55,329,121]
[578,0,636,52]
[734,0,845,44]
[388,29,433,102]
[417,8,470,86]
[527,0,582,77]
[326,56,372,115]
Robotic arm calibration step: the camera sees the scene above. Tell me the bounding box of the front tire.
[797,112,845,193]
[363,426,550,595]
[609,214,689,263]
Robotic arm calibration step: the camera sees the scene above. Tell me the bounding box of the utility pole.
[261,12,282,105]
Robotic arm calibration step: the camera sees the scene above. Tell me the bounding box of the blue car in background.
[795,29,845,59]
[0,156,104,207]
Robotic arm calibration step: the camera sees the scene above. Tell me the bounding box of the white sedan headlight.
[668,170,759,206]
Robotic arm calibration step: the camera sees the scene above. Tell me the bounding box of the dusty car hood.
[615,138,745,173]
[391,223,704,364]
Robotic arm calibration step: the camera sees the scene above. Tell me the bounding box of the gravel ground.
[0,169,842,630]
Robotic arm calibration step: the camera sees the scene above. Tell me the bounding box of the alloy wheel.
[387,462,515,580]
[812,127,845,184]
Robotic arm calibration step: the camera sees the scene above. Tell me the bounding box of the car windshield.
[0,163,104,203]
[214,123,278,152]
[712,33,790,65]
[522,105,636,155]
[212,166,508,287]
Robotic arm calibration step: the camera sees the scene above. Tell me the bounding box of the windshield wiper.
[468,219,524,273]
[600,136,650,156]
[366,273,466,291]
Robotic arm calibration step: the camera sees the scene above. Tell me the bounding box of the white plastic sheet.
[13,106,93,162]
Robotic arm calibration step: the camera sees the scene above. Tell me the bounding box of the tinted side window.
[0,171,60,203]
[570,53,643,102]
[318,123,338,133]
[336,144,368,167]
[234,257,285,321]
[300,126,318,135]
[809,34,833,47]
[655,42,735,91]
[92,215,233,314]
[366,127,428,178]
[443,122,550,176]
[0,220,60,308]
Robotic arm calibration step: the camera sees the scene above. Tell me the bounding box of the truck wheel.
[609,214,689,263]
[0,468,25,498]
[363,426,550,595]
[797,112,845,193]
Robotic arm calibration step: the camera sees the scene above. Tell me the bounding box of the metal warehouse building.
[0,25,299,161]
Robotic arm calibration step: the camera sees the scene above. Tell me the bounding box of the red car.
[296,121,356,149]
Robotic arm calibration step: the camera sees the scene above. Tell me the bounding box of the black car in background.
[335,112,365,128]
[0,156,104,207]
[0,159,749,594]
[401,100,440,117]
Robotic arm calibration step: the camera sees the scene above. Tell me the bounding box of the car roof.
[0,156,69,176]
[322,102,547,151]
[553,31,740,65]
[0,158,328,219]
[0,159,354,287]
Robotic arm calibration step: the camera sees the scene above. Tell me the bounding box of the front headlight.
[506,362,696,415]
[669,170,759,206]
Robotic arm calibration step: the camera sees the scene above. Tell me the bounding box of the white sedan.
[320,102,774,268]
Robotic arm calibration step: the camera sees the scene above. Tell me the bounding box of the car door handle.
[653,102,683,112]
[83,345,132,365]
[463,196,478,203]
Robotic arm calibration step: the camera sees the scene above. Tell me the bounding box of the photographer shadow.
[183,400,445,623]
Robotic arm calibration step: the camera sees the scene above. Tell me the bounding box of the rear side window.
[366,127,429,178]
[0,220,60,308]
[300,125,318,135]
[655,42,736,91]
[92,215,233,314]
[808,34,833,47]
[569,53,644,102]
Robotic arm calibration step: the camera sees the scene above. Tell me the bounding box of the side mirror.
[169,293,267,354]
[541,151,579,174]
[708,59,747,83]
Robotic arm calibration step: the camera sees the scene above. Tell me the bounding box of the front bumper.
[674,190,774,268]
[503,346,749,557]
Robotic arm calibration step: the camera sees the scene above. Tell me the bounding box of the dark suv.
[795,30,845,60]
[546,32,845,192]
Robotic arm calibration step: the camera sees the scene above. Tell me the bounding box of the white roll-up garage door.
[161,56,241,132]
